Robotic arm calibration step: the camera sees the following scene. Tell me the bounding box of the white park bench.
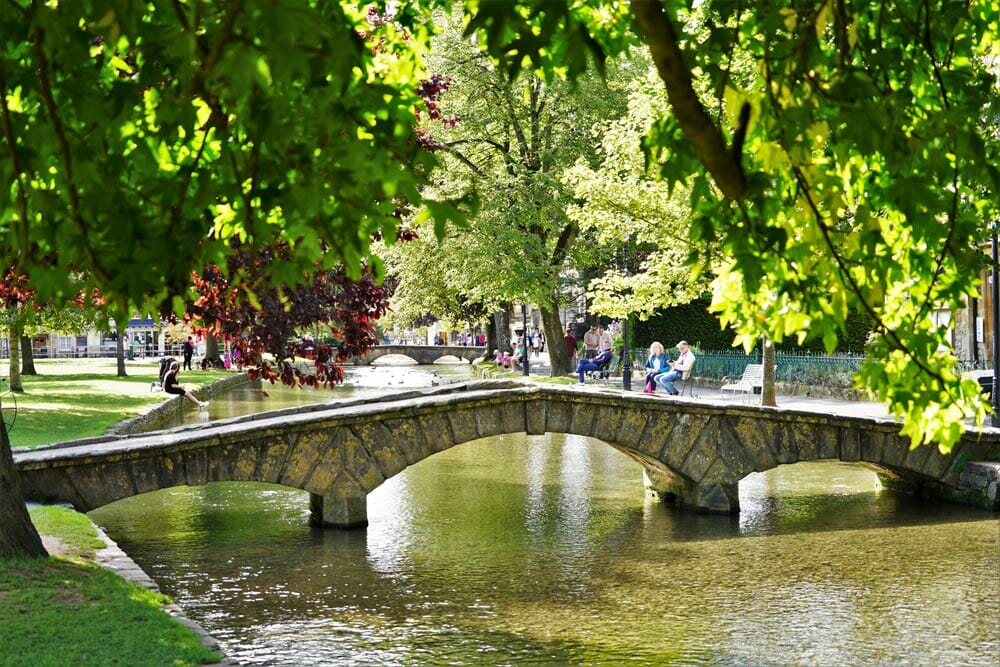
[720,363,764,399]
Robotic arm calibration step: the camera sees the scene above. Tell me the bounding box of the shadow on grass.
[0,557,219,666]
[14,393,162,409]
[23,373,160,384]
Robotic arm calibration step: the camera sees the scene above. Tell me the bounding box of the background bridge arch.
[350,345,485,365]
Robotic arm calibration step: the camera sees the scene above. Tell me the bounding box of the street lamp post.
[621,242,632,391]
[521,303,530,377]
[992,227,999,426]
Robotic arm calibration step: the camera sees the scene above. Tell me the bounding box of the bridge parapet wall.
[15,382,1000,526]
[533,389,999,512]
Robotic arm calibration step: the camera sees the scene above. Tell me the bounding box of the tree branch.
[792,166,950,393]
[549,221,578,270]
[440,143,486,177]
[30,24,109,283]
[0,59,30,258]
[630,0,746,200]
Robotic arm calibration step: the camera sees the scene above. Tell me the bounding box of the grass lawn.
[1,358,230,449]
[0,507,220,667]
[0,363,230,665]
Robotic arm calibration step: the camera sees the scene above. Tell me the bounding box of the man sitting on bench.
[575,341,613,384]
[655,340,695,396]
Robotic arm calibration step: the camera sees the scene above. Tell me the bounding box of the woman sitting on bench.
[654,340,695,396]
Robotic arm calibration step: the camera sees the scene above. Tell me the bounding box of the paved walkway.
[497,352,894,422]
[582,380,892,419]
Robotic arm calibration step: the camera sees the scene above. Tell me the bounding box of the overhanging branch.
[630,1,747,200]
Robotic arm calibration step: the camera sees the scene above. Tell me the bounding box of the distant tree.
[0,270,32,392]
[17,303,103,376]
[388,11,629,375]
[565,70,710,321]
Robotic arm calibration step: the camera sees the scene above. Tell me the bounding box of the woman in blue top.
[643,341,669,393]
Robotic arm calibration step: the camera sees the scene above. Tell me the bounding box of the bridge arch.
[15,382,1000,528]
[350,345,485,365]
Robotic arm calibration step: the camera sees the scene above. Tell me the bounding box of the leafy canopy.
[0,1,448,315]
[3,1,1000,450]
[565,69,709,321]
[470,0,1000,450]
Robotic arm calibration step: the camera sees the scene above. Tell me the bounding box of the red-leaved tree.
[184,242,390,388]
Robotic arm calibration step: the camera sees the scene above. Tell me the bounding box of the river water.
[89,364,1000,666]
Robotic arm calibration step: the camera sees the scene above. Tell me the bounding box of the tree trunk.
[483,319,498,360]
[115,330,127,377]
[493,307,512,358]
[8,332,22,392]
[539,300,570,376]
[761,335,777,407]
[19,336,36,375]
[205,332,221,365]
[0,409,48,558]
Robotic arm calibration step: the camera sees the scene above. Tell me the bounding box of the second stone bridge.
[15,381,1000,527]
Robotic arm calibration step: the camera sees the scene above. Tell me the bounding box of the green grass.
[1,359,231,449]
[0,360,236,665]
[29,506,106,559]
[0,507,221,666]
[0,556,221,666]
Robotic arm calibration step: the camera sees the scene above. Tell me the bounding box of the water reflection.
[89,368,1000,666]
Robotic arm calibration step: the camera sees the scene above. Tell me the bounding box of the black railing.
[627,348,865,386]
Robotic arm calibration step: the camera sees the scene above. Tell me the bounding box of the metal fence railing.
[623,348,869,387]
[0,344,186,361]
[625,348,996,387]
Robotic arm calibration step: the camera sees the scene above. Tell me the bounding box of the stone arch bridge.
[349,344,485,365]
[14,381,1000,528]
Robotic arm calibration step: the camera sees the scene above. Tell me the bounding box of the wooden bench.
[676,358,697,396]
[720,363,764,399]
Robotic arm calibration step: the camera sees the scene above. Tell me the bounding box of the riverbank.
[0,505,225,666]
[3,360,996,664]
[1,360,242,666]
[1,358,232,449]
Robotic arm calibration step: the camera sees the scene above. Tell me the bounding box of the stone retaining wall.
[109,372,253,436]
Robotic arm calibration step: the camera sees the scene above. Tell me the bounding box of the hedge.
[632,296,874,354]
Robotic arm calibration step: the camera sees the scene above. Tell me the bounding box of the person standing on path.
[563,327,577,365]
[582,325,600,359]
[182,336,195,371]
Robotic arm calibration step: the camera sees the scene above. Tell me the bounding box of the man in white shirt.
[655,340,696,396]
[597,326,613,351]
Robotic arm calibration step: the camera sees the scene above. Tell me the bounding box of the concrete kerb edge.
[97,372,248,665]
[92,524,239,666]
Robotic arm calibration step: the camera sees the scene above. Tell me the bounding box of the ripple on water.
[89,377,1000,666]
